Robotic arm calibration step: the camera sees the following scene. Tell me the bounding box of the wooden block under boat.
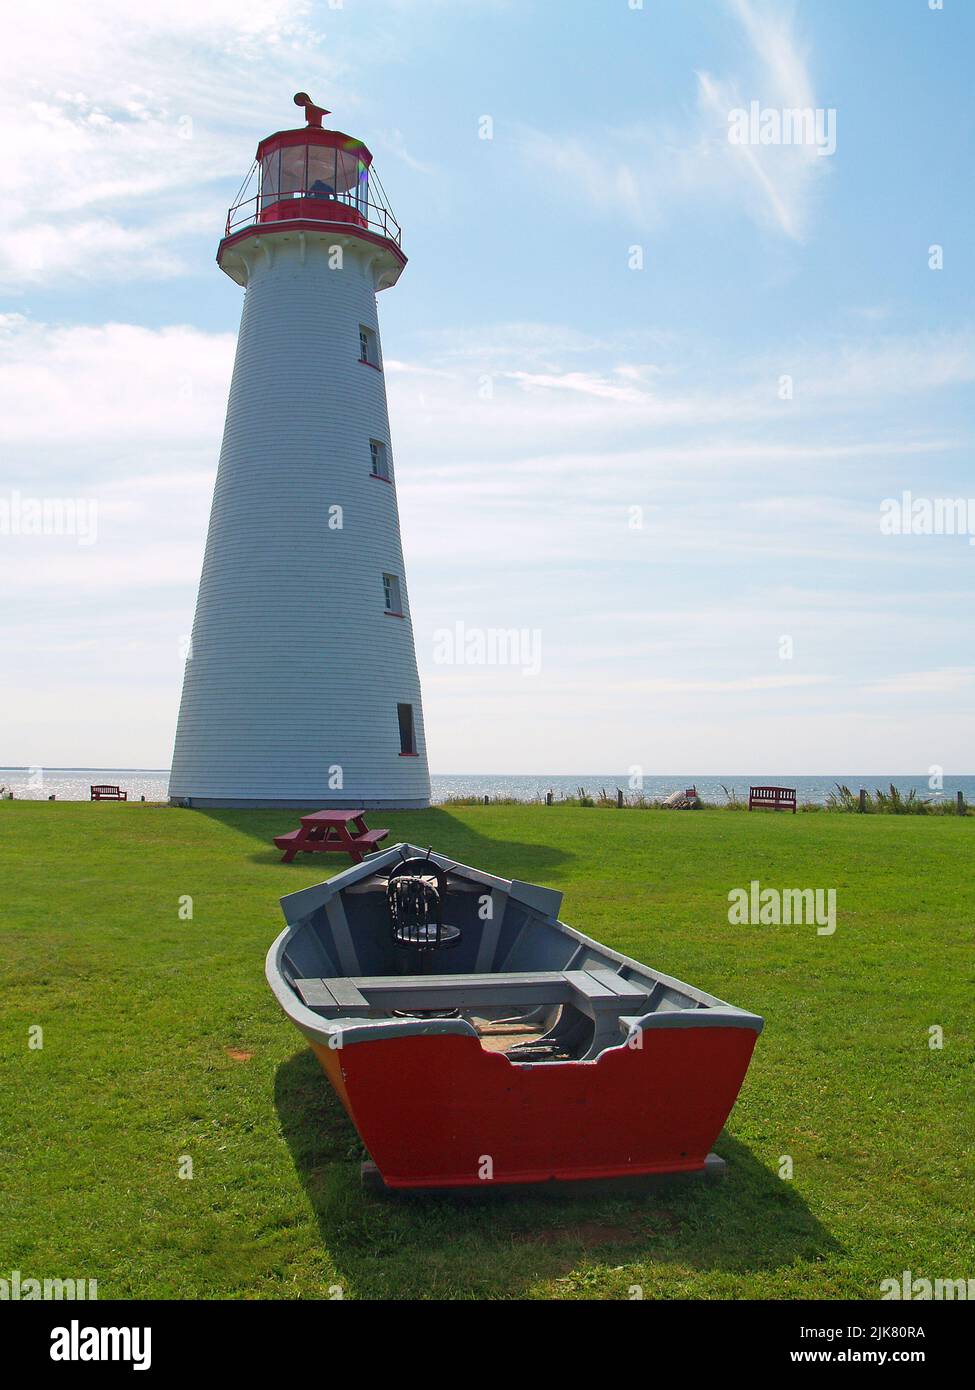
[360,1153,728,1197]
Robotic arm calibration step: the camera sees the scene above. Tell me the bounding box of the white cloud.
[866,667,975,696]
[604,674,834,694]
[505,369,648,404]
[520,0,831,241]
[0,1,342,286]
[0,314,234,450]
[801,332,975,399]
[383,323,973,477]
[3,308,973,769]
[0,316,227,613]
[3,307,964,595]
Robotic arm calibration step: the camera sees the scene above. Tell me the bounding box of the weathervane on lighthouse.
[169,95,430,809]
[292,91,329,125]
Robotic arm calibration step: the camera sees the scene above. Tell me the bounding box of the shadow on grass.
[274,1049,839,1298]
[196,805,576,881]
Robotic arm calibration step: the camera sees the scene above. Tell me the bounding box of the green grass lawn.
[1,801,972,1300]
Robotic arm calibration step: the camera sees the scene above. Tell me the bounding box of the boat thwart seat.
[294,967,653,1059]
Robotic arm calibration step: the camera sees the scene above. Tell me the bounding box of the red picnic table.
[273,809,389,864]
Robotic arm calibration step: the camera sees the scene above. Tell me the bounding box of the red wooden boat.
[266,844,763,1190]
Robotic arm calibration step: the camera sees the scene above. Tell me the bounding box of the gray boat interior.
[272,843,762,1063]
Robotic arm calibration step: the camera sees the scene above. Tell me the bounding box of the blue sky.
[1,0,973,774]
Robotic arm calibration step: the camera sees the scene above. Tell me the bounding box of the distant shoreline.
[2,768,974,809]
[2,768,972,778]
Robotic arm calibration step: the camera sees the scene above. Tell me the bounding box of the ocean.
[1,769,972,806]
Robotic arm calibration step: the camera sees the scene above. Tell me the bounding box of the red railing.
[225,187,402,247]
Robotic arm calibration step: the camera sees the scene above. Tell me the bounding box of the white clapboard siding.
[169,231,431,808]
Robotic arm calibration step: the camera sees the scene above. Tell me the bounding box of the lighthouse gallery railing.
[225,170,402,248]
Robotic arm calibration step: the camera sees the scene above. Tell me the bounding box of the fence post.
[545,791,553,806]
[616,788,624,809]
[858,788,867,813]
[483,794,489,806]
[958,790,965,815]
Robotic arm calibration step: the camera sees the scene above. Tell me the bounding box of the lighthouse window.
[358,325,379,367]
[281,145,307,199]
[335,149,362,194]
[307,146,337,200]
[397,703,417,756]
[260,149,281,209]
[383,573,402,614]
[370,439,389,479]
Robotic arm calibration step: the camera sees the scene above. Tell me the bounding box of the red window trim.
[369,471,393,485]
[384,609,404,618]
[398,752,419,757]
[358,357,383,372]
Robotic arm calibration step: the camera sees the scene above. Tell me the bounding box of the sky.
[1,0,973,776]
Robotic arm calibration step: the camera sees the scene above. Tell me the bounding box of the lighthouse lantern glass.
[281,145,306,196]
[260,149,281,208]
[259,142,369,216]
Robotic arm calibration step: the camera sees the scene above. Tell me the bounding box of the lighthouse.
[169,95,430,809]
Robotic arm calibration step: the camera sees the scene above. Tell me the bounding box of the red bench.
[273,810,389,864]
[748,785,796,813]
[90,785,128,801]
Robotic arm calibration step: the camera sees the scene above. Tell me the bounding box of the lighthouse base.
[170,795,430,810]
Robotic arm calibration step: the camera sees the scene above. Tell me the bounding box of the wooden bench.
[352,829,388,850]
[748,785,796,813]
[90,785,128,801]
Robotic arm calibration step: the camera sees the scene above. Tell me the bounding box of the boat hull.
[307,1023,757,1188]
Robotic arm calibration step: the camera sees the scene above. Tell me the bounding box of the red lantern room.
[219,93,405,288]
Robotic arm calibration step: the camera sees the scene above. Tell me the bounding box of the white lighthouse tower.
[170,94,430,809]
